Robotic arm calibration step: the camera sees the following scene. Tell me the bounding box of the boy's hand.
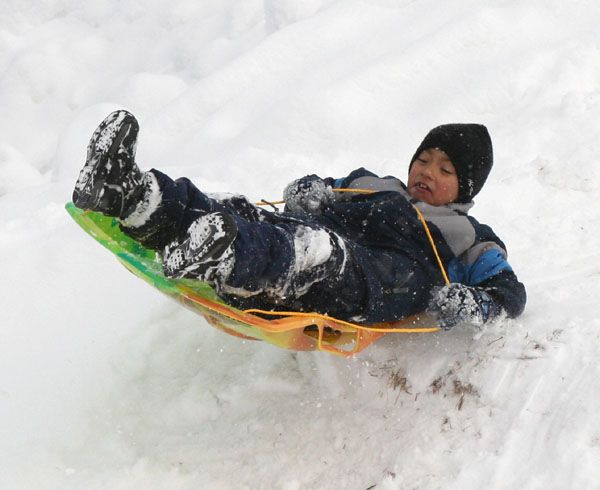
[427,283,499,330]
[283,175,335,214]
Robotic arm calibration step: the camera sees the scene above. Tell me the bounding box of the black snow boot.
[162,212,238,281]
[73,110,142,218]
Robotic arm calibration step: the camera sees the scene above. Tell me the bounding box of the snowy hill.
[1,1,600,488]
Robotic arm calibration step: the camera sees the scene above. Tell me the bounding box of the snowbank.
[1,1,600,488]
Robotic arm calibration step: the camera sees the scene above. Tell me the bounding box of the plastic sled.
[66,202,439,356]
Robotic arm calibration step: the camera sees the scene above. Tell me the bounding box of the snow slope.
[1,1,600,488]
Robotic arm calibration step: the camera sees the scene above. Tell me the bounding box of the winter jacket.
[315,167,526,320]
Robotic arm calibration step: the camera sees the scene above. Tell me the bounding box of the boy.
[73,111,526,329]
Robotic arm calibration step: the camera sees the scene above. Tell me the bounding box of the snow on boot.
[73,110,142,218]
[286,226,346,297]
[162,212,238,281]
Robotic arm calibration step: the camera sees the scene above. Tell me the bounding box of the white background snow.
[1,1,600,488]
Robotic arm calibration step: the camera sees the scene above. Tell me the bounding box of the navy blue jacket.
[315,168,526,320]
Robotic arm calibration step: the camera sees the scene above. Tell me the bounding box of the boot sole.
[164,213,238,279]
[73,112,138,210]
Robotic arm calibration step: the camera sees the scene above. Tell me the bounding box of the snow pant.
[121,170,432,323]
[119,169,368,320]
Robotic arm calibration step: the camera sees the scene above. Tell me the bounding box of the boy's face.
[407,148,459,206]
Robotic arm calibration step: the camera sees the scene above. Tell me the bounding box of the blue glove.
[427,283,500,330]
[283,175,335,214]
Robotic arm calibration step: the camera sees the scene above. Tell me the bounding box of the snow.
[1,0,600,488]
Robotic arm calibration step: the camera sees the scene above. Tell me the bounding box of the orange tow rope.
[411,204,451,286]
[241,309,440,334]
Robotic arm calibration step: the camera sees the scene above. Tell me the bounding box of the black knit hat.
[409,123,493,203]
